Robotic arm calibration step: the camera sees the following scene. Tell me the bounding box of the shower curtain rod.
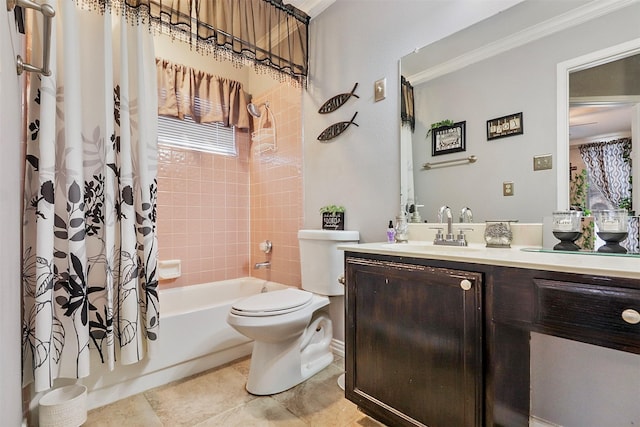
[150,3,303,75]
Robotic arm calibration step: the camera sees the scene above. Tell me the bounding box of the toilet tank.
[298,229,359,296]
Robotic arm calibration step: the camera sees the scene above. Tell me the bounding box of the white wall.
[303,0,525,242]
[0,2,25,424]
[307,1,640,426]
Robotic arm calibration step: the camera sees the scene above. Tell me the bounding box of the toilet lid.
[230,288,313,317]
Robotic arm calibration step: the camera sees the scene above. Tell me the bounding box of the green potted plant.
[619,197,634,216]
[619,145,633,215]
[425,119,455,138]
[570,169,594,250]
[320,205,345,230]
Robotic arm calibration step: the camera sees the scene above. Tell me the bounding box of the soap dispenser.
[387,220,396,243]
[394,207,409,243]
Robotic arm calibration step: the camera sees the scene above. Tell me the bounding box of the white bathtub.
[81,277,289,409]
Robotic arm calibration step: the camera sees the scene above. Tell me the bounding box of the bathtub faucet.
[254,261,271,269]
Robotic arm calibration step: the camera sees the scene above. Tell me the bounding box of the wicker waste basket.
[39,384,87,427]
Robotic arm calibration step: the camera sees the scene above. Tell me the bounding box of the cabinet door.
[345,257,483,427]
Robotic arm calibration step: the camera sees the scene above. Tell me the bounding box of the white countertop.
[339,241,640,279]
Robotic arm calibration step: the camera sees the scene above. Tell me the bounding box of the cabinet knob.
[460,279,472,291]
[622,309,640,325]
[338,274,346,285]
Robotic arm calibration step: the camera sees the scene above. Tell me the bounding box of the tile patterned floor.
[85,356,386,427]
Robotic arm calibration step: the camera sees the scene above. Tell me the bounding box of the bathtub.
[81,277,289,409]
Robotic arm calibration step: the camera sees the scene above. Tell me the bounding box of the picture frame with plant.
[320,205,345,230]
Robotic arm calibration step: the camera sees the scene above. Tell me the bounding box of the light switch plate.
[374,78,386,102]
[533,154,552,171]
[503,181,514,196]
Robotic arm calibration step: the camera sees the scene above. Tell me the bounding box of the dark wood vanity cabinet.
[492,267,640,354]
[344,251,640,427]
[344,254,483,427]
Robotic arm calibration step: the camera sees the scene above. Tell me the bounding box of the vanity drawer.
[533,278,640,352]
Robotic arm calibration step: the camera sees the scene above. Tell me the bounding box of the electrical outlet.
[503,181,514,196]
[533,154,552,171]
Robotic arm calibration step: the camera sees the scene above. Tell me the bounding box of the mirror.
[399,1,640,224]
[557,44,640,216]
[568,54,640,212]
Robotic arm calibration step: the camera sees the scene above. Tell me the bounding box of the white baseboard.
[330,338,344,358]
[530,416,563,427]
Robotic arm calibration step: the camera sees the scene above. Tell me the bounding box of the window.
[157,115,237,156]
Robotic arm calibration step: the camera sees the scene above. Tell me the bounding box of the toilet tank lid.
[298,229,359,241]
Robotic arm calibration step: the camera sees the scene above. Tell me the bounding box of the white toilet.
[227,229,359,395]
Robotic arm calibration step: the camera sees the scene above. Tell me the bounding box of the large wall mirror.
[400,0,640,225]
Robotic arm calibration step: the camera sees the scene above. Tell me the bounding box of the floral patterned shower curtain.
[579,138,632,209]
[22,1,159,392]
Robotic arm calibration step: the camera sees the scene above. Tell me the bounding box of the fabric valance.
[82,0,309,85]
[401,76,415,132]
[156,58,251,129]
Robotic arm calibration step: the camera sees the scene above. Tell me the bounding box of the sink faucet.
[437,206,453,236]
[433,205,470,246]
[437,205,450,224]
[460,207,473,223]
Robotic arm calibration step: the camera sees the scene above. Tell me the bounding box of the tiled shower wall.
[156,132,251,288]
[156,82,303,288]
[250,85,304,287]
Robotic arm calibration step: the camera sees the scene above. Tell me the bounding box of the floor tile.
[194,396,305,427]
[143,363,257,426]
[86,356,387,427]
[85,393,162,426]
[272,363,366,426]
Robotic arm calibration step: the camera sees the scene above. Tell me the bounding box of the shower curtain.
[400,76,416,213]
[579,138,631,209]
[22,1,159,392]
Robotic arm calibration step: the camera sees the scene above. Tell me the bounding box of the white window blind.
[157,114,237,156]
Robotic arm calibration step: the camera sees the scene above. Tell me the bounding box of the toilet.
[227,229,359,395]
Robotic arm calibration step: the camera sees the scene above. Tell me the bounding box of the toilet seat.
[231,288,313,317]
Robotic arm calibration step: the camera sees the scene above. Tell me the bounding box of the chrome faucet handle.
[455,227,473,245]
[430,227,444,242]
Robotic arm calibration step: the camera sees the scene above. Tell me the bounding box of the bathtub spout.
[254,261,271,269]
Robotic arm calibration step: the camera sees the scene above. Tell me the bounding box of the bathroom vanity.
[341,242,640,427]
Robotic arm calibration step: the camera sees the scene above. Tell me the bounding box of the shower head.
[247,101,269,118]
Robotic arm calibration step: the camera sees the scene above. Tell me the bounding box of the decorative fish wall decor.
[318,83,359,114]
[317,112,359,141]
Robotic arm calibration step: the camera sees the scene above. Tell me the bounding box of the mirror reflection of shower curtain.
[400,76,415,212]
[22,2,159,392]
[400,123,415,211]
[579,138,631,209]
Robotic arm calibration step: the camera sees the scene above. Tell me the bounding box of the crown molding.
[407,0,639,85]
